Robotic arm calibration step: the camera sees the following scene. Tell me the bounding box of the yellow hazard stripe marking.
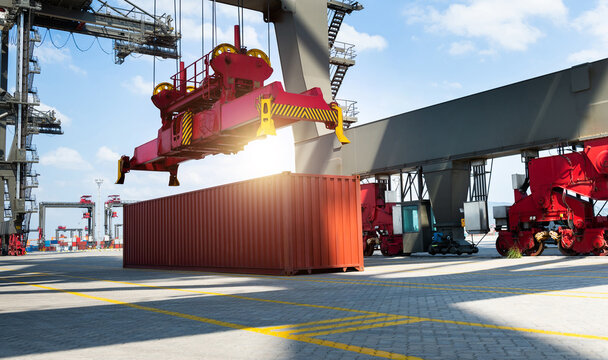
[0,277,422,360]
[6,270,608,342]
[274,316,413,334]
[299,319,425,337]
[181,112,193,146]
[270,104,338,123]
[264,314,384,331]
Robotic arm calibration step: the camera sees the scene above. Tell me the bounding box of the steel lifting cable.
[267,0,271,59]
[173,0,178,72]
[153,0,157,89]
[212,0,217,49]
[201,0,204,56]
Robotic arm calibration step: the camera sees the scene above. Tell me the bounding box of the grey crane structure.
[219,0,608,250]
[0,0,179,255]
[103,198,136,239]
[38,200,95,244]
[55,227,84,244]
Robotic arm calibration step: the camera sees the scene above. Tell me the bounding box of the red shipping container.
[124,172,363,275]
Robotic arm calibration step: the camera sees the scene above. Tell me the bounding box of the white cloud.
[431,81,463,90]
[35,43,86,76]
[40,147,92,170]
[37,103,72,127]
[96,146,119,163]
[567,49,606,64]
[123,75,153,96]
[568,1,608,63]
[68,64,87,76]
[36,44,70,64]
[335,23,387,52]
[449,41,476,55]
[406,0,567,52]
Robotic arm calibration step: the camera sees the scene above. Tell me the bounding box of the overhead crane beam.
[295,59,608,243]
[0,0,179,255]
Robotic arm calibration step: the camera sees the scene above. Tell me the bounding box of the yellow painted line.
[483,272,608,279]
[0,277,422,360]
[9,263,608,298]
[301,319,425,337]
[22,271,608,342]
[419,317,608,341]
[237,276,608,300]
[265,314,383,331]
[298,277,608,296]
[279,316,409,334]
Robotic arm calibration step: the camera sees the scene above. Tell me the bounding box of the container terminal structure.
[138,0,608,257]
[0,0,180,255]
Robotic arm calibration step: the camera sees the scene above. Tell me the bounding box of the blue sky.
[16,0,608,238]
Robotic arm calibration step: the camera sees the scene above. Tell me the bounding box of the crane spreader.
[116,26,349,186]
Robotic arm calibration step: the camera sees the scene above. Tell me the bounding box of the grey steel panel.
[295,58,608,175]
[463,201,489,234]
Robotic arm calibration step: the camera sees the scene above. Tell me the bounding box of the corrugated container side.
[124,172,362,275]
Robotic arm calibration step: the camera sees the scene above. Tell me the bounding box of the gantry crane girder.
[295,59,608,242]
[38,201,96,243]
[0,0,180,255]
[0,0,180,64]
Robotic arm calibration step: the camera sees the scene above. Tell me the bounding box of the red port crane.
[495,137,608,256]
[117,26,349,186]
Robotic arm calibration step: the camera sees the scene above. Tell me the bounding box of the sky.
[10,0,608,239]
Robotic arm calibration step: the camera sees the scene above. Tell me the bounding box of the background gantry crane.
[0,0,180,255]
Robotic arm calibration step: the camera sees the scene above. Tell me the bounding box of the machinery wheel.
[380,247,390,256]
[495,238,509,257]
[558,242,577,256]
[363,243,375,257]
[246,48,271,66]
[428,245,436,255]
[402,252,411,257]
[186,85,195,93]
[524,241,545,256]
[592,247,608,256]
[153,82,173,95]
[212,43,238,58]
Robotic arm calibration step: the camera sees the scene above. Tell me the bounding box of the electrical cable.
[34,28,48,48]
[71,33,96,52]
[48,30,70,49]
[95,37,111,55]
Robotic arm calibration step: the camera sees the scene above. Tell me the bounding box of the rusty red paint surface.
[123,173,363,275]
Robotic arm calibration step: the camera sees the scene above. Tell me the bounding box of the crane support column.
[422,161,470,241]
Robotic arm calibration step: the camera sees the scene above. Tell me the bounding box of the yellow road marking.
[278,316,410,334]
[295,277,608,296]
[265,314,383,331]
[302,319,425,337]
[0,277,422,360]
[9,270,608,342]
[233,276,608,299]
[483,272,608,279]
